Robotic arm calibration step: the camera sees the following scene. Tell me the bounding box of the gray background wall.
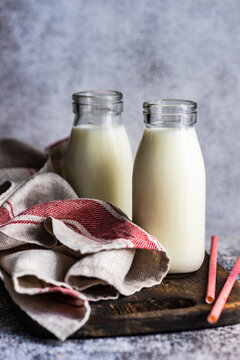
[0,0,239,239]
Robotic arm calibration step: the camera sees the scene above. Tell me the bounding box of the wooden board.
[10,253,240,338]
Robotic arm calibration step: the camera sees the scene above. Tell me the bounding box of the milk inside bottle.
[133,99,206,273]
[66,90,133,219]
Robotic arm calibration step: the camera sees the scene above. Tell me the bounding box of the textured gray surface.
[0,2,239,233]
[0,238,239,360]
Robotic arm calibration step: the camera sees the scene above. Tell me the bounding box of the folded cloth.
[0,138,170,340]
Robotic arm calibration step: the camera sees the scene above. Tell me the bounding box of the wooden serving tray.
[10,253,240,338]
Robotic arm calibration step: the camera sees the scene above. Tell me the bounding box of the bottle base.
[165,270,198,279]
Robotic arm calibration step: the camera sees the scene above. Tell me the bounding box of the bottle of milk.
[133,99,206,274]
[66,90,133,219]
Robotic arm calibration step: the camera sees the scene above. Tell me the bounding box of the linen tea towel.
[0,138,170,340]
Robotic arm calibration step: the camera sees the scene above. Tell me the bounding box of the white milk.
[66,124,133,219]
[133,127,206,273]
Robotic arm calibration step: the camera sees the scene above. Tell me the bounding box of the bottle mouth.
[143,99,197,115]
[73,90,123,105]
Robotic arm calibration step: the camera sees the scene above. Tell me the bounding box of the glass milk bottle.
[66,90,133,218]
[133,99,206,273]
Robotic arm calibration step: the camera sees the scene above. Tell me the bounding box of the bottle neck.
[72,90,123,127]
[74,111,123,127]
[144,113,197,129]
[143,99,197,129]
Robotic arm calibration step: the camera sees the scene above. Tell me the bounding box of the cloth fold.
[0,138,170,340]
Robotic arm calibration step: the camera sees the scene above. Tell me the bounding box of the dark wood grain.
[10,253,240,338]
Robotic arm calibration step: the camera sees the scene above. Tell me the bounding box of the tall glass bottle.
[133,99,206,273]
[66,90,132,218]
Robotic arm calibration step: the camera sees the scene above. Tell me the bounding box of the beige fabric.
[0,138,170,340]
[2,272,90,341]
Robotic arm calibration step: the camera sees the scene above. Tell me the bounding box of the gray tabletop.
[0,238,239,360]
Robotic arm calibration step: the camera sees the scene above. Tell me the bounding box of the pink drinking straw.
[205,235,218,304]
[207,254,240,324]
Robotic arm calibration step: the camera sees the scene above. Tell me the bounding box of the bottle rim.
[72,90,123,105]
[143,99,197,115]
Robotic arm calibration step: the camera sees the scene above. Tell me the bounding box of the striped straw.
[207,254,240,324]
[205,235,218,304]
